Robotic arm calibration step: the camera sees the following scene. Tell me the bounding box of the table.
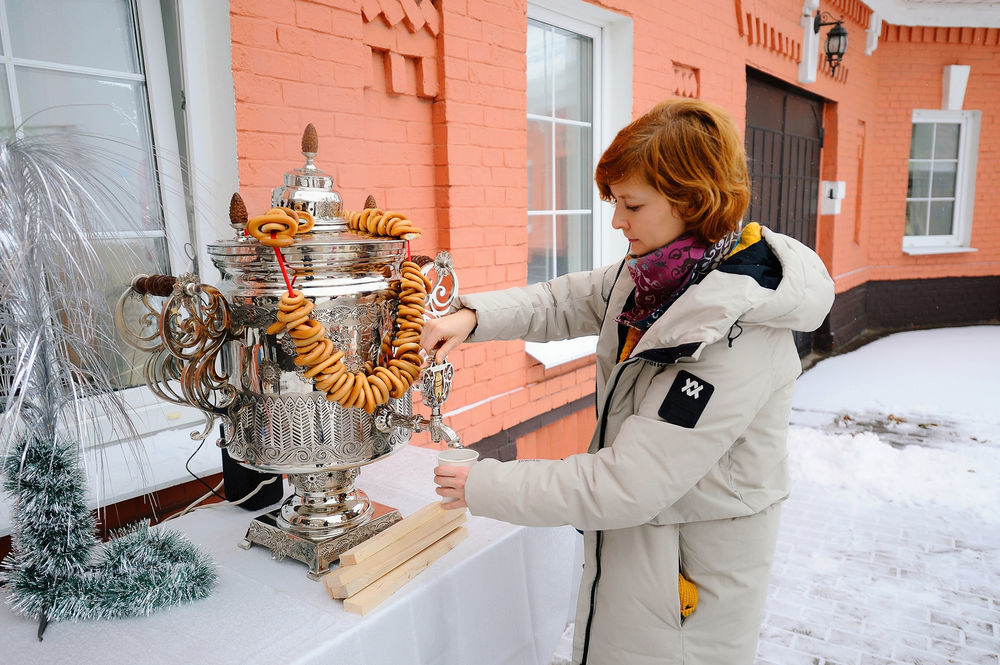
[0,445,581,665]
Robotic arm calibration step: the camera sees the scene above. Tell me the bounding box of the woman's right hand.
[420,308,477,364]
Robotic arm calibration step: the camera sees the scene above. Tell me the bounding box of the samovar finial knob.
[229,192,248,232]
[301,123,318,169]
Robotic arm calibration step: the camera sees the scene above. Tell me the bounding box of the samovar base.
[238,501,401,580]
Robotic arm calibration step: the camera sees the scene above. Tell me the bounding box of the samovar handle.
[375,252,463,447]
[413,251,458,318]
[116,273,237,442]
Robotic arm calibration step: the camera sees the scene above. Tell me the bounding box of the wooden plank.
[343,527,469,616]
[339,501,448,566]
[326,508,466,598]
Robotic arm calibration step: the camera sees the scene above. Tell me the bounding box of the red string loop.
[270,231,295,297]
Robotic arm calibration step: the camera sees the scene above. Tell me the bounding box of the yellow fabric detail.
[727,222,762,258]
[679,573,698,618]
[618,327,643,362]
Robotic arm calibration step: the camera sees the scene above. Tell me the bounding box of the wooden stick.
[339,501,449,566]
[326,508,467,598]
[342,527,469,616]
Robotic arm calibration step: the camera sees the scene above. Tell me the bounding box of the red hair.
[595,99,750,243]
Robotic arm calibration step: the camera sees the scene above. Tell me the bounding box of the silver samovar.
[116,126,461,579]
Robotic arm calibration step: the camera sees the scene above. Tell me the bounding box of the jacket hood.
[631,225,835,357]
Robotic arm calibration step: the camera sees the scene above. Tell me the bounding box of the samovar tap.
[374,358,463,447]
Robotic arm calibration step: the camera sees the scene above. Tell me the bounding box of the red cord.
[271,232,295,297]
[406,239,411,262]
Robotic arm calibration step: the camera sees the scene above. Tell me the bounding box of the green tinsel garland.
[2,432,217,634]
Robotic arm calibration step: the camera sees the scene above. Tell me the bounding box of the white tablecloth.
[0,446,581,665]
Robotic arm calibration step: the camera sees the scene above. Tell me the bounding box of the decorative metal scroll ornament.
[117,273,236,441]
[114,284,187,407]
[424,251,458,316]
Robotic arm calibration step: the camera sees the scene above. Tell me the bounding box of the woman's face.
[608,175,686,257]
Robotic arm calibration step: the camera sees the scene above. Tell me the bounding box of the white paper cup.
[436,448,479,503]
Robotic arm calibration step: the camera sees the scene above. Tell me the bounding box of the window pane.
[930,161,957,198]
[16,67,161,232]
[907,161,930,198]
[909,123,933,159]
[904,201,928,236]
[928,201,954,236]
[5,0,139,73]
[527,119,552,211]
[527,214,553,284]
[933,123,960,159]
[0,68,12,136]
[549,27,592,122]
[555,123,592,211]
[555,214,592,275]
[526,17,595,283]
[526,21,551,116]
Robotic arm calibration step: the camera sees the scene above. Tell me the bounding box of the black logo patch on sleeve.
[658,370,714,428]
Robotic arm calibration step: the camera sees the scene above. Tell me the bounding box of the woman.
[422,99,834,664]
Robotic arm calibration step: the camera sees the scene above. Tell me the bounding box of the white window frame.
[107,0,239,443]
[902,108,980,256]
[525,0,632,368]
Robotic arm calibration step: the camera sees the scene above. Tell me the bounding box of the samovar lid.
[271,124,346,232]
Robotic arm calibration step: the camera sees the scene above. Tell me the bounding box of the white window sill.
[902,246,978,256]
[525,336,598,369]
[0,426,224,538]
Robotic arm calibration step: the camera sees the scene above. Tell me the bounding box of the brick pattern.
[734,0,803,63]
[818,276,1000,352]
[865,276,1000,328]
[516,405,595,460]
[673,62,700,99]
[827,0,873,29]
[816,282,867,352]
[470,395,594,462]
[230,0,439,256]
[881,25,1000,46]
[361,0,439,98]
[862,37,1000,286]
[756,480,1000,665]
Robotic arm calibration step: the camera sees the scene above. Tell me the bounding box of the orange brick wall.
[858,27,1000,288]
[517,406,596,460]
[227,0,1000,454]
[230,0,440,255]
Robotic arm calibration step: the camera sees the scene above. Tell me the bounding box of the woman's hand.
[433,465,470,509]
[420,308,477,364]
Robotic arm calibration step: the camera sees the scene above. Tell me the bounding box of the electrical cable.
[161,475,281,523]
[184,436,226,501]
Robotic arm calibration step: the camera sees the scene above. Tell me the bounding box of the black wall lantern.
[814,11,848,74]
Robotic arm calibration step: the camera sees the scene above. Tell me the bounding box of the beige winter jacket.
[458,227,835,664]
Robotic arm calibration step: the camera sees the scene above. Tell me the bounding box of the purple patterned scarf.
[616,231,739,330]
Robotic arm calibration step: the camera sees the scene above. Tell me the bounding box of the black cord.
[185,436,226,501]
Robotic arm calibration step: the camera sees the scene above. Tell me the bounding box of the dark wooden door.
[745,71,824,354]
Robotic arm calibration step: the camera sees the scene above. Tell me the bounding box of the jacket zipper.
[582,260,688,664]
[581,357,640,665]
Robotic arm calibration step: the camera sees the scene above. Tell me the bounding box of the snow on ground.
[788,325,1000,522]
[762,325,1000,665]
